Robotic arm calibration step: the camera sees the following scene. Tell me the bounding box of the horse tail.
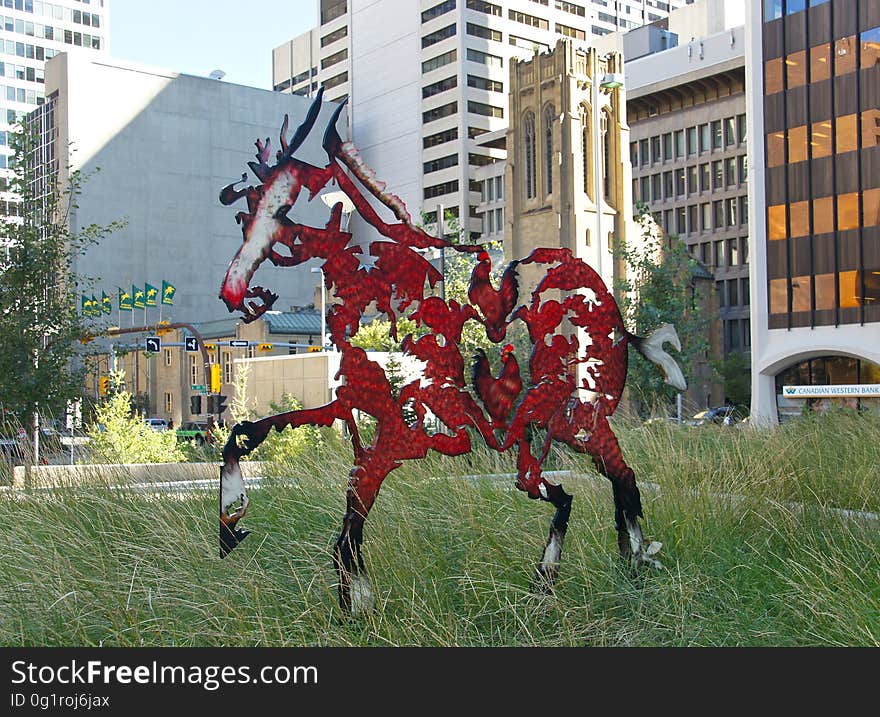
[626,323,687,392]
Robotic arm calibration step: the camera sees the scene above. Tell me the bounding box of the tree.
[0,122,122,442]
[614,207,714,412]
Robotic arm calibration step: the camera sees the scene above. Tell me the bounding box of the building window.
[508,9,548,30]
[422,23,456,48]
[467,74,503,92]
[190,355,198,386]
[467,0,501,16]
[556,23,585,40]
[686,126,697,155]
[639,138,648,166]
[675,168,685,196]
[424,180,459,200]
[466,22,502,42]
[662,132,672,161]
[164,348,172,367]
[674,130,684,158]
[524,111,536,199]
[687,165,698,194]
[466,48,503,67]
[423,101,458,123]
[423,49,457,73]
[543,104,555,195]
[699,123,709,153]
[321,25,348,46]
[424,126,458,148]
[468,100,503,117]
[164,392,173,413]
[423,75,458,98]
[651,135,661,163]
[222,352,232,384]
[321,48,347,69]
[711,120,722,149]
[424,154,458,173]
[423,0,456,23]
[602,111,611,201]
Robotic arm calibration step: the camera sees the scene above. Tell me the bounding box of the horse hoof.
[349,575,376,617]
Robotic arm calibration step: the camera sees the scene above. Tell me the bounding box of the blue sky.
[110,0,318,89]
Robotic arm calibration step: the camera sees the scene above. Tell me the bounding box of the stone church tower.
[505,39,636,298]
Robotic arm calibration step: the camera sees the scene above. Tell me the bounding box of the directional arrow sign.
[145,336,161,352]
[185,336,199,352]
[229,340,249,347]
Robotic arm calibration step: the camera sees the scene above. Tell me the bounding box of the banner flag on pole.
[90,295,100,318]
[161,280,176,305]
[101,291,112,315]
[145,283,158,307]
[133,285,146,310]
[81,294,90,317]
[119,287,132,312]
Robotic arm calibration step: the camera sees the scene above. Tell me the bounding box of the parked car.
[176,421,212,444]
[144,418,169,431]
[687,405,748,426]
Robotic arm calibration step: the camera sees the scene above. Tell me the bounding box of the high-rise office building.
[626,24,749,374]
[0,0,108,209]
[746,0,880,422]
[273,0,692,239]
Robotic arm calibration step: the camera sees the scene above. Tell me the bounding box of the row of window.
[769,270,870,315]
[691,236,750,270]
[482,175,503,203]
[422,0,456,23]
[425,179,458,200]
[724,318,751,352]
[0,29,101,58]
[767,188,880,240]
[320,25,347,47]
[764,0,829,23]
[321,48,347,70]
[635,156,749,203]
[717,277,751,309]
[631,116,747,166]
[482,206,504,235]
[0,61,44,83]
[2,0,102,23]
[654,196,750,237]
[765,110,880,167]
[764,30,880,95]
[0,82,42,104]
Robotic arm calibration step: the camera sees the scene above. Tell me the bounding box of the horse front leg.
[219,404,342,558]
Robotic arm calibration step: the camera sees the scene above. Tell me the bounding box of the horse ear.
[323,97,348,158]
[284,86,325,158]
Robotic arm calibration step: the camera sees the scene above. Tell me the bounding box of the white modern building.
[39,52,348,326]
[0,0,109,213]
[272,0,694,240]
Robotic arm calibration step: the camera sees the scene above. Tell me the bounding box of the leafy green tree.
[86,371,185,464]
[614,208,713,412]
[713,350,751,408]
[0,124,123,440]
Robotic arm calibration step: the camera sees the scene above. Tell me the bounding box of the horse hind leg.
[333,465,386,616]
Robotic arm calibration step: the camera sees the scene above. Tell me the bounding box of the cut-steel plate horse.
[217,88,686,614]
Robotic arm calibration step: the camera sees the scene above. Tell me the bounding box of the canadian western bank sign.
[782,384,880,398]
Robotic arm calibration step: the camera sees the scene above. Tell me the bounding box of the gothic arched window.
[543,104,555,195]
[524,111,536,200]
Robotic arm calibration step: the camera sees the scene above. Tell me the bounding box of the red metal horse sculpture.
[218,88,686,613]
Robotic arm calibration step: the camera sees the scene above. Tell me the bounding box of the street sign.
[229,339,249,347]
[185,336,199,352]
[145,336,161,352]
[191,384,206,392]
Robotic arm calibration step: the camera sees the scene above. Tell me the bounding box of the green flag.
[119,287,132,312]
[101,291,112,315]
[90,295,100,318]
[81,294,90,317]
[161,280,176,306]
[145,283,158,307]
[133,285,145,310]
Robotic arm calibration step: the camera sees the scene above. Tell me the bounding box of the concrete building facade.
[272,0,692,241]
[39,52,348,327]
[626,25,750,377]
[746,0,880,423]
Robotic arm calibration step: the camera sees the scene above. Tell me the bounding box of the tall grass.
[1,411,877,646]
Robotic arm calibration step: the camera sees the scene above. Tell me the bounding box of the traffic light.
[156,320,172,336]
[190,394,202,414]
[258,343,273,351]
[308,346,322,352]
[205,343,217,352]
[210,363,221,393]
[99,376,111,396]
[206,394,228,415]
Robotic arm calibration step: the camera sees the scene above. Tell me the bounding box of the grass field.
[1,411,878,646]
